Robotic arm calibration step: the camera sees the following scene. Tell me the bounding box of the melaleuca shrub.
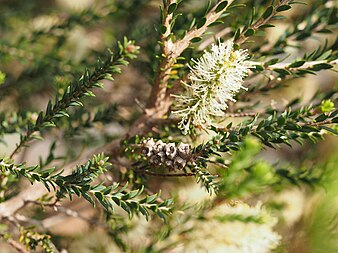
[0,0,337,252]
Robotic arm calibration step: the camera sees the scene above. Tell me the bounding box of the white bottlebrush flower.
[172,39,250,134]
[32,15,62,32]
[182,201,281,253]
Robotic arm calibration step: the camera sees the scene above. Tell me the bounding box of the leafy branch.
[241,41,337,97]
[147,0,234,112]
[234,0,294,45]
[216,106,338,149]
[185,104,337,192]
[10,38,139,158]
[0,153,173,220]
[255,0,337,56]
[253,42,337,79]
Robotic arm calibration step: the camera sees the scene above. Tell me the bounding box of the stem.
[136,170,196,177]
[147,0,235,115]
[0,233,29,253]
[235,0,292,45]
[263,59,338,71]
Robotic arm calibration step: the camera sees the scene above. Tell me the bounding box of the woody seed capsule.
[154,140,165,153]
[177,143,191,159]
[142,138,155,157]
[174,156,186,170]
[149,154,162,166]
[157,151,166,163]
[164,159,174,170]
[165,143,177,160]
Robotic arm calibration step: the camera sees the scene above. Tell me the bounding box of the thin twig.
[205,160,229,169]
[0,234,29,253]
[263,59,338,71]
[136,170,196,177]
[224,112,258,117]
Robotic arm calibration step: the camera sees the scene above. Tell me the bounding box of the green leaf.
[289,60,306,68]
[168,3,177,14]
[234,28,241,41]
[208,20,224,27]
[320,126,338,135]
[244,28,255,37]
[255,65,264,71]
[0,71,6,85]
[215,1,228,13]
[264,58,279,66]
[191,37,202,43]
[274,68,291,76]
[260,24,275,29]
[161,25,167,34]
[276,5,291,12]
[317,50,332,61]
[82,192,95,206]
[197,17,207,29]
[311,63,333,71]
[262,6,274,19]
[315,114,328,122]
[94,191,104,202]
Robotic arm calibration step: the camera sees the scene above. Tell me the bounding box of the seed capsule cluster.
[142,138,191,170]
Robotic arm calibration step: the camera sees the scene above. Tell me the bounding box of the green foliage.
[320,99,335,113]
[0,71,5,86]
[187,101,338,193]
[193,166,219,194]
[0,153,173,220]
[305,156,338,253]
[10,38,139,157]
[19,226,55,253]
[218,137,278,198]
[0,0,337,252]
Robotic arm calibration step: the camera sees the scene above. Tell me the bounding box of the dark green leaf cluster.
[90,183,173,221]
[55,153,112,199]
[1,153,172,220]
[188,103,337,192]
[275,165,323,187]
[251,107,338,146]
[215,106,337,150]
[0,157,61,192]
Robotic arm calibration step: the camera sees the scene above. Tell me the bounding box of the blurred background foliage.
[0,0,337,252]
